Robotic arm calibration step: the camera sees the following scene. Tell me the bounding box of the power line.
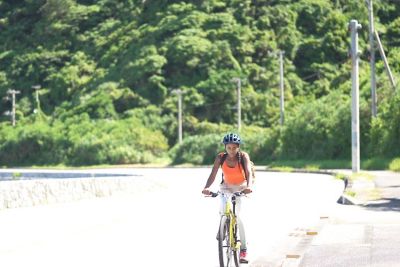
[374,30,397,91]
[368,0,377,117]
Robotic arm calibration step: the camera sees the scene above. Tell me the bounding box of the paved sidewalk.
[297,170,400,267]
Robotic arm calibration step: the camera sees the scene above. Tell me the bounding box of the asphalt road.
[0,168,344,267]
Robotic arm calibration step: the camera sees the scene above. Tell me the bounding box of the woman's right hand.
[202,188,211,195]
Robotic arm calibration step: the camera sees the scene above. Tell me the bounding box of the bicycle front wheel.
[218,216,240,267]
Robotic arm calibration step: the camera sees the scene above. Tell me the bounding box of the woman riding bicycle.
[202,133,252,264]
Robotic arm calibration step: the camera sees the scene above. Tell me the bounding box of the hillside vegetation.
[0,0,399,167]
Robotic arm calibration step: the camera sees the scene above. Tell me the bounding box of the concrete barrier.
[0,174,163,210]
[0,171,132,180]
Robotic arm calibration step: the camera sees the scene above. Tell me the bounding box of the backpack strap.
[219,152,227,184]
[238,152,249,181]
[219,152,228,167]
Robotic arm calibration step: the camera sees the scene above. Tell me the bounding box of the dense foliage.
[0,0,399,166]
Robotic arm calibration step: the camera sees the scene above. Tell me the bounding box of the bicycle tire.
[218,215,229,267]
[218,216,240,267]
[232,221,240,266]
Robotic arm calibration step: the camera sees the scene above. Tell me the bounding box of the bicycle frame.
[222,193,241,250]
[209,190,244,267]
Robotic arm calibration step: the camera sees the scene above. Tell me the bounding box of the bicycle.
[209,191,245,267]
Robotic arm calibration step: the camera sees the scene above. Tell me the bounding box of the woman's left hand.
[242,187,252,194]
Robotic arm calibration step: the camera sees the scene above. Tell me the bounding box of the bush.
[280,92,370,160]
[362,157,390,170]
[369,92,400,158]
[169,125,277,165]
[0,121,69,165]
[389,158,400,172]
[247,127,280,162]
[66,116,169,165]
[0,115,169,166]
[170,134,221,165]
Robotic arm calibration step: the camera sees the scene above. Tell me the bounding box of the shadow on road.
[363,198,400,212]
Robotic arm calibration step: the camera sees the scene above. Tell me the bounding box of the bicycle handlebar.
[210,192,219,198]
[208,191,245,198]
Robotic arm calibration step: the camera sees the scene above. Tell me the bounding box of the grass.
[269,166,294,172]
[1,163,170,170]
[265,159,351,170]
[304,165,320,171]
[345,190,356,197]
[334,173,347,181]
[1,157,398,171]
[362,157,392,170]
[349,172,375,181]
[264,157,397,171]
[1,157,172,169]
[12,172,21,180]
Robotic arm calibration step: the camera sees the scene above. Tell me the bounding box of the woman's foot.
[239,249,248,264]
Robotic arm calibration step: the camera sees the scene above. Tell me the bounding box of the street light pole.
[232,78,241,131]
[7,89,21,127]
[172,89,184,144]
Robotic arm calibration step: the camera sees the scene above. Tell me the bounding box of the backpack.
[219,152,256,184]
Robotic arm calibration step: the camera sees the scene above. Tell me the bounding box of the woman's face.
[225,143,240,156]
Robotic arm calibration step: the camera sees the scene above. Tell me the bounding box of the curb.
[263,167,347,202]
[262,167,380,267]
[262,167,378,206]
[256,167,346,267]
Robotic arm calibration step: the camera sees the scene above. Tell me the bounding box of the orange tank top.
[221,160,246,185]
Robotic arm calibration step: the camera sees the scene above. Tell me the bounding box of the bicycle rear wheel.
[218,216,240,267]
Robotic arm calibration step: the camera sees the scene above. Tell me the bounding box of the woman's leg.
[219,194,227,216]
[235,197,247,250]
[219,183,248,250]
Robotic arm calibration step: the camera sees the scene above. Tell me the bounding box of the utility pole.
[367,0,377,117]
[6,89,21,127]
[350,20,362,173]
[232,77,241,131]
[268,50,285,125]
[32,85,41,114]
[172,89,184,144]
[279,50,285,125]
